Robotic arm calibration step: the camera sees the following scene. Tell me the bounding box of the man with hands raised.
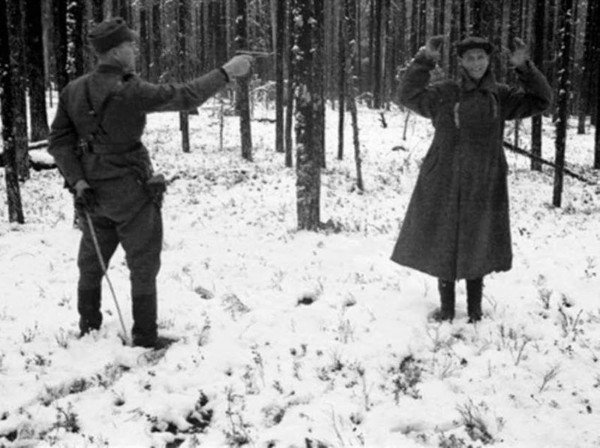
[49,17,253,349]
[391,35,551,323]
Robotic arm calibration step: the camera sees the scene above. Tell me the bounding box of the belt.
[87,141,142,155]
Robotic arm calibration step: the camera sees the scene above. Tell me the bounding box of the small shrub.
[388,355,423,403]
[438,433,471,448]
[456,400,498,445]
[55,403,80,433]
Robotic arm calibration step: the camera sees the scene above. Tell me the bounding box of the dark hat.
[456,36,494,57]
[88,17,136,53]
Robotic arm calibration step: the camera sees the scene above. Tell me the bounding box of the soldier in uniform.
[49,18,253,349]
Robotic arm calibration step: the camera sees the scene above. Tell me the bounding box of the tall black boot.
[78,287,103,336]
[431,279,455,322]
[466,277,483,323]
[131,293,158,348]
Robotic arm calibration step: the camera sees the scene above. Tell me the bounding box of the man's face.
[458,48,490,81]
[113,41,137,72]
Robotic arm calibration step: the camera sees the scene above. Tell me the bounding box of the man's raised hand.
[423,35,444,62]
[509,37,529,68]
[222,54,254,80]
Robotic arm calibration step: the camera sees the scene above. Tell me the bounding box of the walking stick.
[84,211,130,346]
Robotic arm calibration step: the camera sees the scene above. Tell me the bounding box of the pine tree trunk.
[215,1,228,66]
[355,0,362,94]
[552,0,574,207]
[0,0,24,223]
[91,0,104,23]
[23,0,49,142]
[275,0,285,154]
[285,0,294,168]
[151,0,162,82]
[530,0,544,171]
[140,1,150,80]
[178,0,190,153]
[7,0,29,180]
[578,0,598,135]
[236,0,253,161]
[410,0,419,55]
[338,1,346,161]
[53,0,68,92]
[545,0,556,91]
[346,0,363,191]
[373,0,383,109]
[70,0,87,78]
[292,0,321,230]
[313,0,326,168]
[594,0,600,169]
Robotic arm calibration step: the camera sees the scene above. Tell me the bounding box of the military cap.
[88,17,136,53]
[456,36,495,57]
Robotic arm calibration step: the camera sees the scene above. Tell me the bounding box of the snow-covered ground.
[1,100,600,447]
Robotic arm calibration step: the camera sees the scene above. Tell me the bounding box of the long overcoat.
[391,51,552,280]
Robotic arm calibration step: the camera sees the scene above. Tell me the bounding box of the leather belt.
[87,141,142,155]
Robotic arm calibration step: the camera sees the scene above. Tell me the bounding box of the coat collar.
[96,63,126,75]
[95,63,132,76]
[459,67,498,94]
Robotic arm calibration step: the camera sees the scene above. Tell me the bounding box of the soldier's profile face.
[458,48,490,81]
[114,41,137,72]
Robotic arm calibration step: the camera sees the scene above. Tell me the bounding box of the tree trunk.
[275,0,285,154]
[285,0,294,168]
[0,0,24,223]
[313,0,326,168]
[151,0,162,82]
[530,0,544,171]
[338,1,346,161]
[236,0,253,161]
[139,1,150,80]
[346,0,363,191]
[178,0,190,153]
[91,0,104,23]
[292,0,321,230]
[594,0,600,169]
[23,0,49,142]
[53,0,69,92]
[70,0,87,78]
[578,0,598,135]
[7,0,28,180]
[373,0,383,109]
[544,0,557,91]
[552,0,574,207]
[410,0,419,55]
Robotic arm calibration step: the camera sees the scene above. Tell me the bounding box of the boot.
[430,279,455,322]
[78,287,102,336]
[466,278,483,323]
[131,293,159,348]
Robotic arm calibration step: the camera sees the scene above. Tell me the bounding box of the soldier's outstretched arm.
[135,55,254,113]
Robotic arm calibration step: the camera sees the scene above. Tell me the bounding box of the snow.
[1,100,600,447]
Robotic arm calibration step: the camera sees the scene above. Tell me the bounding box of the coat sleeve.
[499,61,552,121]
[133,69,229,113]
[48,87,85,188]
[398,51,442,119]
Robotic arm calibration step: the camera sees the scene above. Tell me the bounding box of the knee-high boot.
[466,277,483,323]
[78,287,103,336]
[131,293,158,347]
[431,279,455,322]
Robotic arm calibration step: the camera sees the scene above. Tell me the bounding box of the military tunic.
[49,63,228,339]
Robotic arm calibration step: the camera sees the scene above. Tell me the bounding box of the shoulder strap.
[83,75,127,142]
